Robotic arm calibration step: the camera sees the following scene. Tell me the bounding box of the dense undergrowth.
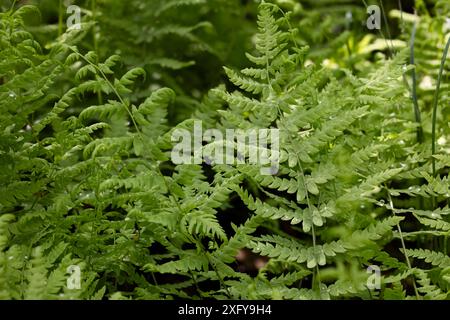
[0,0,449,300]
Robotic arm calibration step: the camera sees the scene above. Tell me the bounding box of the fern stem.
[70,49,140,135]
[290,134,322,294]
[9,0,17,12]
[379,0,394,55]
[189,272,204,298]
[398,0,404,33]
[206,252,232,299]
[264,5,324,294]
[397,230,449,238]
[431,36,450,177]
[361,0,394,56]
[385,186,420,299]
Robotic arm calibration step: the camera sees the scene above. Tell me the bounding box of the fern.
[1,1,449,301]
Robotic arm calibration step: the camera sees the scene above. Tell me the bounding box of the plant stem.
[379,0,394,55]
[431,36,450,177]
[385,186,420,299]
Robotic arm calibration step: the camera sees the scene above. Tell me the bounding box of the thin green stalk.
[9,0,17,11]
[71,49,139,133]
[398,0,404,32]
[431,36,450,177]
[261,8,323,292]
[361,0,395,56]
[397,230,449,238]
[277,113,322,296]
[189,272,204,298]
[379,0,394,55]
[385,186,420,299]
[206,252,232,299]
[264,5,324,295]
